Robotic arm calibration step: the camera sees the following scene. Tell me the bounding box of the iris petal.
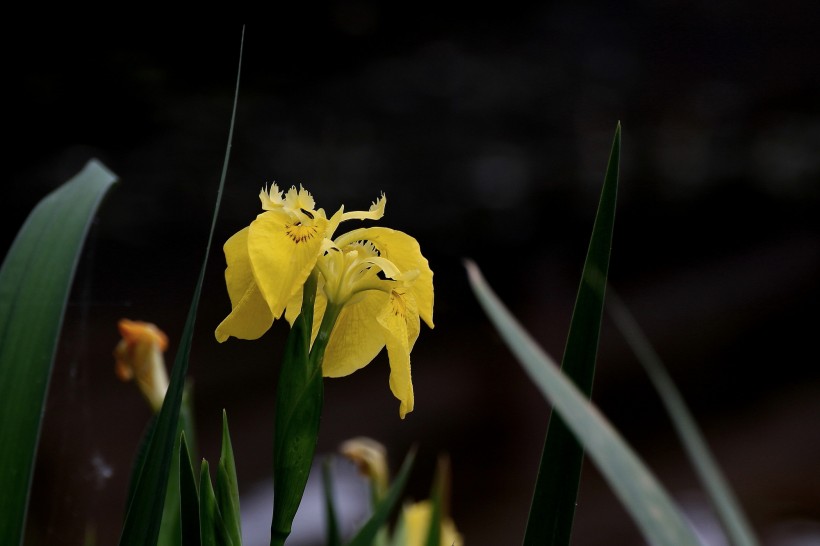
[377,290,419,418]
[321,290,388,378]
[248,211,329,319]
[341,227,434,329]
[215,228,273,341]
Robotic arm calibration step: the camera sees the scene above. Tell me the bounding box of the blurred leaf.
[217,411,242,546]
[347,448,416,546]
[322,459,342,546]
[466,262,701,546]
[125,415,158,514]
[523,123,620,546]
[423,459,445,546]
[179,434,201,546]
[271,273,322,546]
[118,28,244,546]
[607,289,759,546]
[0,159,117,546]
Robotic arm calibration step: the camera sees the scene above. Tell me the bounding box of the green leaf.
[118,28,244,546]
[346,448,416,546]
[157,421,184,546]
[607,289,759,546]
[217,410,242,546]
[179,434,201,546]
[523,123,620,546]
[321,459,342,546]
[271,272,323,546]
[0,159,118,546]
[423,459,445,546]
[466,261,701,546]
[200,460,232,546]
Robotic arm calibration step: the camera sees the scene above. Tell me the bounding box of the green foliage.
[523,123,620,546]
[117,29,243,546]
[346,449,417,546]
[467,260,702,546]
[0,160,118,546]
[200,461,231,546]
[179,434,201,546]
[217,411,242,546]
[321,459,342,546]
[271,273,324,546]
[608,290,759,546]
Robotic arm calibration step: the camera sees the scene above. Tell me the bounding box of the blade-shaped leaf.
[217,410,242,546]
[523,122,620,546]
[466,262,701,546]
[200,461,231,546]
[0,159,118,546]
[180,434,201,546]
[607,289,759,546]
[423,459,445,546]
[346,448,416,546]
[118,28,244,546]
[322,458,342,546]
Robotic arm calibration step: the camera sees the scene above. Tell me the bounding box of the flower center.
[389,289,407,318]
[285,222,318,244]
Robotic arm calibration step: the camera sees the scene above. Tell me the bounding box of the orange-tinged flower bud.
[114,319,169,413]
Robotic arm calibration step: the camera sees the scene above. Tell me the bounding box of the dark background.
[5,7,819,546]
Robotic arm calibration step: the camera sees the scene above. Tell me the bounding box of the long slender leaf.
[0,159,118,546]
[118,27,244,546]
[523,122,620,545]
[179,434,201,546]
[423,458,445,546]
[200,461,231,546]
[466,262,701,546]
[321,459,342,546]
[607,289,759,546]
[217,410,242,546]
[346,448,417,546]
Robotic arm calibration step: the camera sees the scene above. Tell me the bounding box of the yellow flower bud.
[339,437,390,499]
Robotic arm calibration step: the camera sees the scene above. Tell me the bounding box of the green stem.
[270,272,343,546]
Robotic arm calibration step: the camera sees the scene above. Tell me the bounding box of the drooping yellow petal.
[215,228,274,342]
[248,210,328,319]
[339,227,434,329]
[321,290,388,378]
[377,289,419,418]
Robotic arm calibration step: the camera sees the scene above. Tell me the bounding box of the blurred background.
[5,6,818,546]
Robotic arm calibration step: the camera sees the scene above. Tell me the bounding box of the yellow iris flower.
[215,184,434,418]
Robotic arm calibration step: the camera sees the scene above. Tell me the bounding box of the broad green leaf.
[607,289,759,546]
[271,272,322,546]
[523,123,620,546]
[347,449,416,546]
[179,434,201,546]
[217,410,242,546]
[466,262,701,546]
[118,28,244,546]
[0,159,118,546]
[322,459,342,546]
